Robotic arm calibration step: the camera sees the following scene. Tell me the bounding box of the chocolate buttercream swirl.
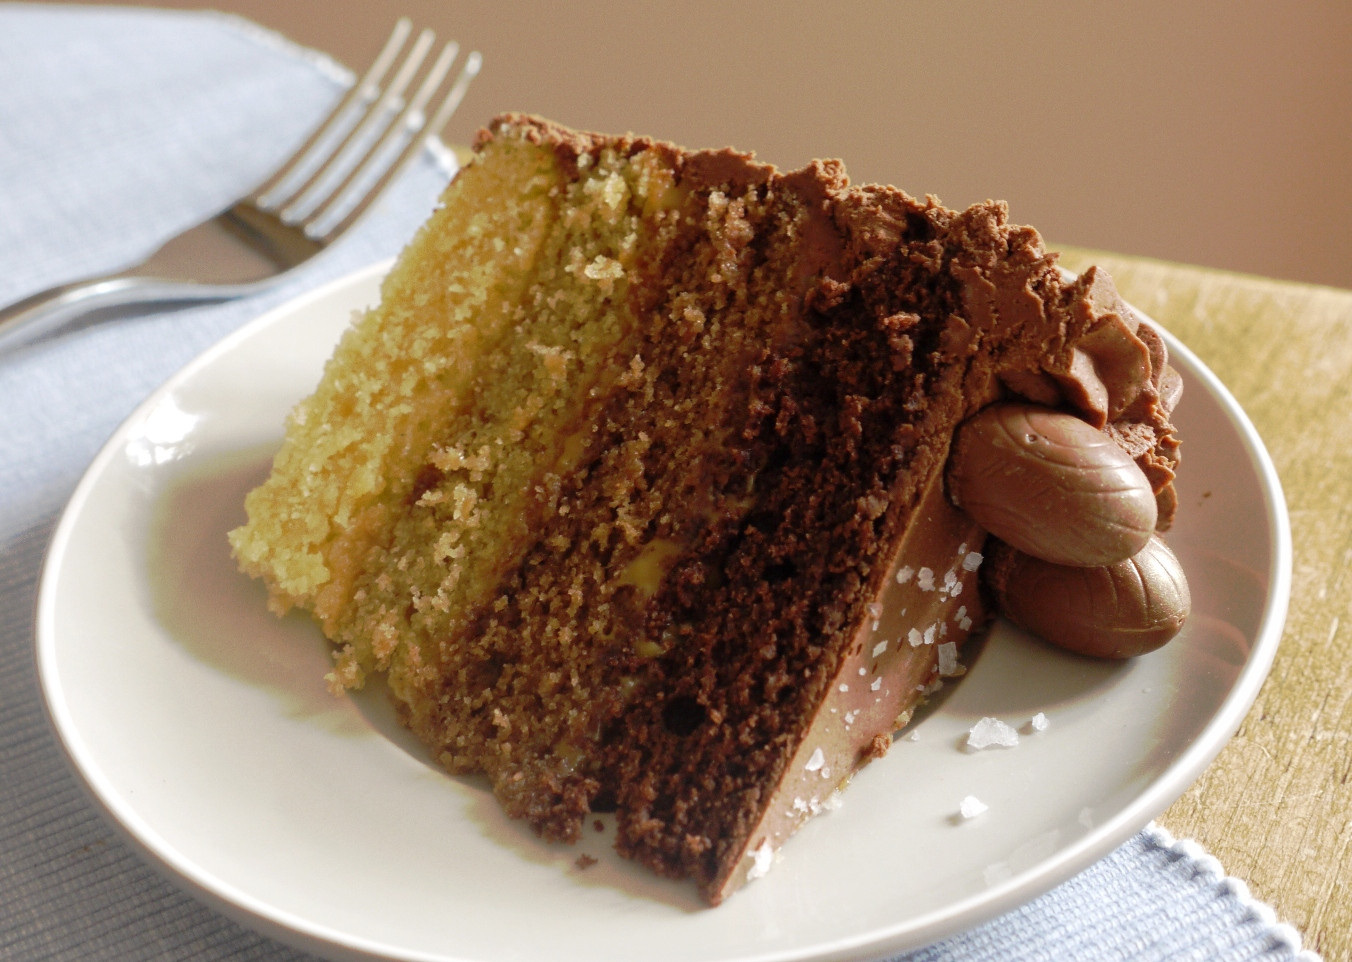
[998,266,1181,529]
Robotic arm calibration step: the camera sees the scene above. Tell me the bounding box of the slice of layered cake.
[229,114,1180,904]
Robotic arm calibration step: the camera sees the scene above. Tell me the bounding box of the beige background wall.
[61,0,1352,290]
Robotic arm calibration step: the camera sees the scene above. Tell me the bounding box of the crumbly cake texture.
[229,114,1179,904]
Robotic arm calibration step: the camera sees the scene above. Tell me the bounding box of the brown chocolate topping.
[986,536,1190,659]
[991,266,1182,529]
[1053,267,1154,427]
[948,403,1157,567]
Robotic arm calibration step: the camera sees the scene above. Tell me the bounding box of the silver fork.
[0,18,480,354]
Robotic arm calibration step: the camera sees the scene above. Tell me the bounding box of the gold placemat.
[1061,247,1352,961]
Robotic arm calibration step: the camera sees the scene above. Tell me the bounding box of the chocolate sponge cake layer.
[230,114,1179,904]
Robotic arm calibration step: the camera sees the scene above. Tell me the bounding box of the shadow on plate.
[145,443,365,733]
[144,443,707,910]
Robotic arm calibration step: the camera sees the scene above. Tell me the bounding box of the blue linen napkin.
[0,5,1321,960]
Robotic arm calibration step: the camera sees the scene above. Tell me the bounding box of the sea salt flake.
[923,624,937,646]
[746,838,776,880]
[937,641,963,677]
[800,791,839,816]
[870,677,883,691]
[895,565,915,585]
[958,795,988,819]
[866,602,884,621]
[1026,712,1050,733]
[908,628,924,647]
[966,716,1020,750]
[872,640,889,658]
[917,567,935,591]
[962,551,984,572]
[838,682,850,692]
[804,747,826,772]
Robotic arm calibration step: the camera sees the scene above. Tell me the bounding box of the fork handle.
[0,275,231,355]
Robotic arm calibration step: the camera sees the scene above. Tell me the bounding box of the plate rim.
[34,260,1293,962]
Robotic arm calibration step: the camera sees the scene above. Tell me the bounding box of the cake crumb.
[868,733,891,759]
[575,853,598,870]
[966,716,1019,750]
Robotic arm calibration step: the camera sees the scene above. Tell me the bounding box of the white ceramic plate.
[37,261,1291,962]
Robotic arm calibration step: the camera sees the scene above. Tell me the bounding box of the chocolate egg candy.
[988,536,1190,658]
[948,403,1157,566]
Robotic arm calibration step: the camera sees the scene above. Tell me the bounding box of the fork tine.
[1,21,481,349]
[307,46,481,242]
[277,28,438,223]
[251,18,414,207]
[300,39,458,228]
